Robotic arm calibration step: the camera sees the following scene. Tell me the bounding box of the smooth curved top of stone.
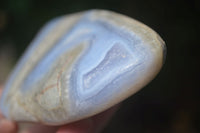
[0,9,166,125]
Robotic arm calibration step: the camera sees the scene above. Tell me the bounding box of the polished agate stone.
[0,9,166,125]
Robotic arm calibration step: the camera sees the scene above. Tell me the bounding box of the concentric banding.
[0,9,165,125]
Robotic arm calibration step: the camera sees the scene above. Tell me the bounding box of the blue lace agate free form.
[0,9,166,125]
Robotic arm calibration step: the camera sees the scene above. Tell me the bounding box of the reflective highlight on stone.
[0,9,166,125]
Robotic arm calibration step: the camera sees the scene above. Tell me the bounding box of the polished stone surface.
[0,9,166,125]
